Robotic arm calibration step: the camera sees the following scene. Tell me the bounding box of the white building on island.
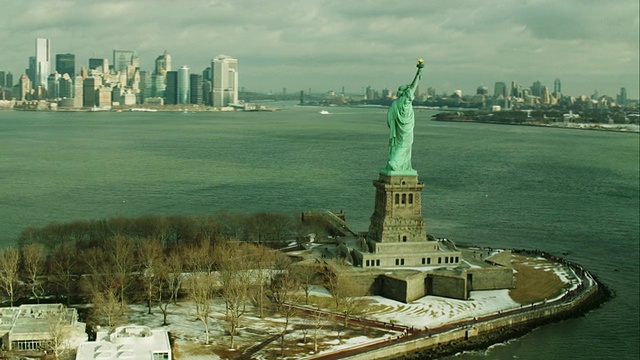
[76,325,171,360]
[0,303,81,351]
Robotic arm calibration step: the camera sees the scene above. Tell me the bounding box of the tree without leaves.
[248,245,286,319]
[323,262,367,327]
[216,211,249,240]
[104,235,137,307]
[269,272,302,357]
[47,242,79,305]
[0,247,20,306]
[21,242,46,303]
[166,248,185,305]
[193,215,225,243]
[312,307,324,353]
[290,262,319,305]
[214,241,253,349]
[43,306,73,359]
[137,237,164,314]
[185,272,216,344]
[89,286,125,328]
[154,256,177,326]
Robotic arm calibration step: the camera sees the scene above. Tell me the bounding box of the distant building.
[617,87,627,106]
[155,50,172,76]
[26,56,37,85]
[76,325,171,360]
[510,81,519,98]
[88,58,108,74]
[190,73,203,104]
[541,86,550,104]
[139,70,152,101]
[531,80,542,97]
[73,75,83,106]
[202,67,211,82]
[0,304,79,351]
[365,86,375,100]
[113,50,135,73]
[96,87,112,108]
[47,72,61,99]
[177,65,190,104]
[494,82,506,98]
[56,53,75,77]
[212,55,238,107]
[35,38,51,90]
[83,76,101,107]
[554,78,562,93]
[145,97,164,106]
[164,71,178,105]
[151,73,165,98]
[203,79,212,105]
[19,74,32,101]
[5,72,12,88]
[0,71,5,88]
[476,84,489,95]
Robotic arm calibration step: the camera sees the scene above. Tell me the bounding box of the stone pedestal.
[368,173,427,243]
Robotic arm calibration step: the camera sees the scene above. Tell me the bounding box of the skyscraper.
[177,66,190,104]
[531,81,542,97]
[26,56,37,85]
[211,55,238,107]
[35,38,51,90]
[56,53,75,77]
[88,58,108,73]
[476,84,489,95]
[510,81,519,98]
[617,87,627,106]
[155,51,172,76]
[83,76,101,107]
[59,73,73,99]
[494,82,506,98]
[113,50,135,73]
[73,75,83,107]
[554,78,561,93]
[165,71,178,105]
[190,73,203,104]
[5,72,13,88]
[47,72,61,99]
[0,71,4,88]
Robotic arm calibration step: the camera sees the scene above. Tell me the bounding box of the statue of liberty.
[382,59,424,175]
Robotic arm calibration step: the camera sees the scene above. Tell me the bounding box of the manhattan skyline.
[0,0,638,98]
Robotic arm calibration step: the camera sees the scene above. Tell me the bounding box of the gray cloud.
[0,0,637,97]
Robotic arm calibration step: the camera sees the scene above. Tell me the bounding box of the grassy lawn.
[509,254,569,304]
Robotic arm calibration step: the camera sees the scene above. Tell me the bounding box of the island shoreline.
[321,249,614,360]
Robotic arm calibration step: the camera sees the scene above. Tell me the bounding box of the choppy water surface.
[0,105,638,359]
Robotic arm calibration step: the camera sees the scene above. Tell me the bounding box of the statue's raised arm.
[382,59,425,176]
[408,59,425,93]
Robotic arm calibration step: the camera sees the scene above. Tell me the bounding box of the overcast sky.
[1,0,638,98]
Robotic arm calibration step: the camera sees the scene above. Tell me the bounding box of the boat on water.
[319,110,330,115]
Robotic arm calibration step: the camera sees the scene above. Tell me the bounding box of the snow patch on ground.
[366,289,519,328]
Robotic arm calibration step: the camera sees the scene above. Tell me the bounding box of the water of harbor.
[0,105,637,359]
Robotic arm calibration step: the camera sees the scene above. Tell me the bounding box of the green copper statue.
[382,58,425,175]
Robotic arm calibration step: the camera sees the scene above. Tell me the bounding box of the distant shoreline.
[432,118,640,133]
